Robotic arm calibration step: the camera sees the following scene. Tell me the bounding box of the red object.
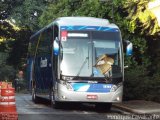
[87,95,98,100]
[0,85,18,119]
[1,88,15,96]
[0,96,15,102]
[61,31,68,41]
[0,104,17,112]
[0,112,18,120]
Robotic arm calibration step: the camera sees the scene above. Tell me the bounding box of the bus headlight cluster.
[110,85,118,92]
[110,83,122,92]
[66,83,74,91]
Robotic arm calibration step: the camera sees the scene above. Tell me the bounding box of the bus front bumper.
[55,83,123,103]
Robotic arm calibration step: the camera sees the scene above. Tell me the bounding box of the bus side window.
[37,27,53,56]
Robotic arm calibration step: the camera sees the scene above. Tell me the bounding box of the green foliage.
[0,63,16,81]
[124,68,160,102]
[149,73,160,102]
[123,0,160,35]
[124,66,149,100]
[39,0,75,27]
[10,0,48,30]
[0,20,17,42]
[39,0,114,27]
[7,28,32,69]
[0,0,22,20]
[72,0,100,16]
[39,0,160,41]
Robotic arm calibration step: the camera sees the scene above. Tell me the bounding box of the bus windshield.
[60,31,122,78]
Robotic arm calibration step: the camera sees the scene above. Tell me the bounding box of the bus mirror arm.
[124,65,128,69]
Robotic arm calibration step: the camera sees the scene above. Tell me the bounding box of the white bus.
[28,17,132,111]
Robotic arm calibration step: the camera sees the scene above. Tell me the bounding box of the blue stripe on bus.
[71,83,113,93]
[60,26,119,32]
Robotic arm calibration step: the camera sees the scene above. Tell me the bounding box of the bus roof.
[30,17,119,40]
[55,17,119,28]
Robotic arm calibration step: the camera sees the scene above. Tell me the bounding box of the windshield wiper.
[74,57,89,79]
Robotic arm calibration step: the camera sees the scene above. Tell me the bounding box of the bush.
[124,66,160,102]
[124,66,150,100]
[145,73,160,102]
[0,64,16,81]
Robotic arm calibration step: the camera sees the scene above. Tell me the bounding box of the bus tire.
[32,87,39,103]
[95,103,112,111]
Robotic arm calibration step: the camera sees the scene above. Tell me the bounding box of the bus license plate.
[87,95,98,100]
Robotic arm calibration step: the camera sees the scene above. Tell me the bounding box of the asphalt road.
[15,93,138,120]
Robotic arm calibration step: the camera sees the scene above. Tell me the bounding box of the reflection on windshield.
[60,38,92,76]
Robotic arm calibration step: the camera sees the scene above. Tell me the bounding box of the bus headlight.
[110,85,118,92]
[110,83,122,92]
[66,83,74,91]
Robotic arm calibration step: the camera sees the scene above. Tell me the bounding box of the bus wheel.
[95,103,112,111]
[32,87,39,103]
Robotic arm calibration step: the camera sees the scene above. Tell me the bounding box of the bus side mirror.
[53,37,59,55]
[123,40,133,56]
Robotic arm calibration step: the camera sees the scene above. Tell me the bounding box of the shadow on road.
[34,97,119,114]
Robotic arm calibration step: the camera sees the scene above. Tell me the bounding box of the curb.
[113,103,160,115]
[113,104,150,114]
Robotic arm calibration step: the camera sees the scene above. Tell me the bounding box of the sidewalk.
[113,100,160,114]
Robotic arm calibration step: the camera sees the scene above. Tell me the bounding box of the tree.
[39,0,114,27]
[0,63,16,81]
[7,28,32,69]
[0,0,23,20]
[10,0,49,31]
[0,0,33,69]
